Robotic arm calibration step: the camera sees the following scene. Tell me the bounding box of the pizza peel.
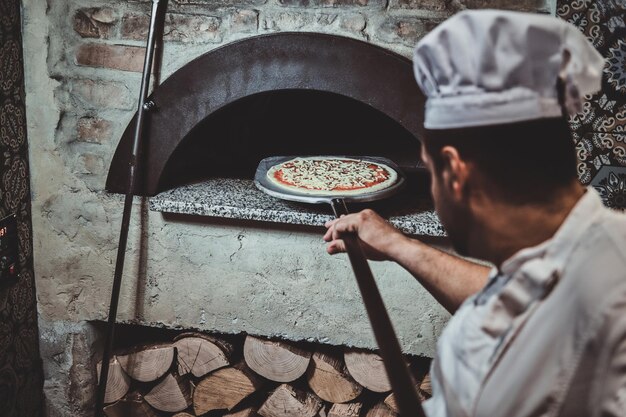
[254,155,407,204]
[255,156,425,417]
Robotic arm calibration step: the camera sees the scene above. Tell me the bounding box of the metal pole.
[331,198,426,417]
[94,1,165,415]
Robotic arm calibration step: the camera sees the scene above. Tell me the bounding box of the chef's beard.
[435,194,474,258]
[447,215,472,258]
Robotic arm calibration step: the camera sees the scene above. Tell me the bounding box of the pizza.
[266,157,398,195]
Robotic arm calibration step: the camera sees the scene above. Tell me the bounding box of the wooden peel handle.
[330,199,425,417]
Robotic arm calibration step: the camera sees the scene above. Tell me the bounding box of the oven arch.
[106,32,425,195]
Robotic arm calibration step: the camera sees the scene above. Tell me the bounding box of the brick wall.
[69,1,552,75]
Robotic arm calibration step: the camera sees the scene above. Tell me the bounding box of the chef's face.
[420,142,472,256]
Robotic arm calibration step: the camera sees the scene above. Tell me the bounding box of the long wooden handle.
[330,199,425,417]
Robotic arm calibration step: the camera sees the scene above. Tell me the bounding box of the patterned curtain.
[0,0,44,416]
[558,0,626,210]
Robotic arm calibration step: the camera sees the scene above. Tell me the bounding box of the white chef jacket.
[423,188,626,417]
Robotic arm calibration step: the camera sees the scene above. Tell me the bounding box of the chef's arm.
[324,209,490,313]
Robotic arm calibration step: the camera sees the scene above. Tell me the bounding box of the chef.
[324,10,626,417]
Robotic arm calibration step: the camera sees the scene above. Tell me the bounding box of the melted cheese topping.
[266,157,398,196]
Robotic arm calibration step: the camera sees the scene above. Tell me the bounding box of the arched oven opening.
[106,32,428,197]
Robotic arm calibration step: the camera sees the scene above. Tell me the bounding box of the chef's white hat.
[413,9,605,130]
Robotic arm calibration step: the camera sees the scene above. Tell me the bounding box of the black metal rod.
[94,1,165,415]
[331,198,425,417]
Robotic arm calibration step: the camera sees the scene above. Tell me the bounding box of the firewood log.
[328,402,362,417]
[117,345,175,382]
[172,413,194,417]
[365,402,396,417]
[225,406,261,417]
[244,335,312,382]
[258,384,322,417]
[173,334,231,377]
[384,386,426,414]
[103,392,158,417]
[193,363,264,415]
[144,372,192,413]
[384,359,431,411]
[306,351,362,403]
[174,332,234,355]
[420,373,432,398]
[96,357,131,404]
[344,350,391,393]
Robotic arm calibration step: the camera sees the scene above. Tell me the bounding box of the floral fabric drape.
[558,0,626,210]
[0,0,44,415]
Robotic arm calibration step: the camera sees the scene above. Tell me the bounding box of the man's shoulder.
[596,207,626,261]
[562,207,626,308]
[576,207,626,271]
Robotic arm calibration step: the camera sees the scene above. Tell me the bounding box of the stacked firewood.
[98,333,432,417]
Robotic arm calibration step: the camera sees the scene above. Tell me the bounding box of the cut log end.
[117,345,175,383]
[420,373,432,398]
[365,402,396,417]
[145,372,191,413]
[384,385,427,414]
[258,384,322,417]
[174,335,230,377]
[328,402,363,417]
[244,335,312,382]
[96,358,131,404]
[306,351,362,403]
[344,350,391,393]
[193,364,263,415]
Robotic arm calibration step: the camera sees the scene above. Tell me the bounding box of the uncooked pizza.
[266,157,398,195]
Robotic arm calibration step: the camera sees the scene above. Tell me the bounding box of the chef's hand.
[323,209,408,261]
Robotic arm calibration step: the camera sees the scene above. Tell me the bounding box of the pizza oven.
[87,29,450,417]
[104,32,442,234]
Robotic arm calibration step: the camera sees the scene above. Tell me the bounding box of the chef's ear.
[440,145,468,199]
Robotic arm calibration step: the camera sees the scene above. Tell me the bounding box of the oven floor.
[150,178,445,236]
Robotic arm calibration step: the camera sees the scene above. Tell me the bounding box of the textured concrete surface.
[38,320,99,417]
[36,200,453,355]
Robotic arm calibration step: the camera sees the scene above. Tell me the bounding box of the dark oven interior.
[160,89,424,191]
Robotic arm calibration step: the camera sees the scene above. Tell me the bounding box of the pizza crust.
[266,157,399,196]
